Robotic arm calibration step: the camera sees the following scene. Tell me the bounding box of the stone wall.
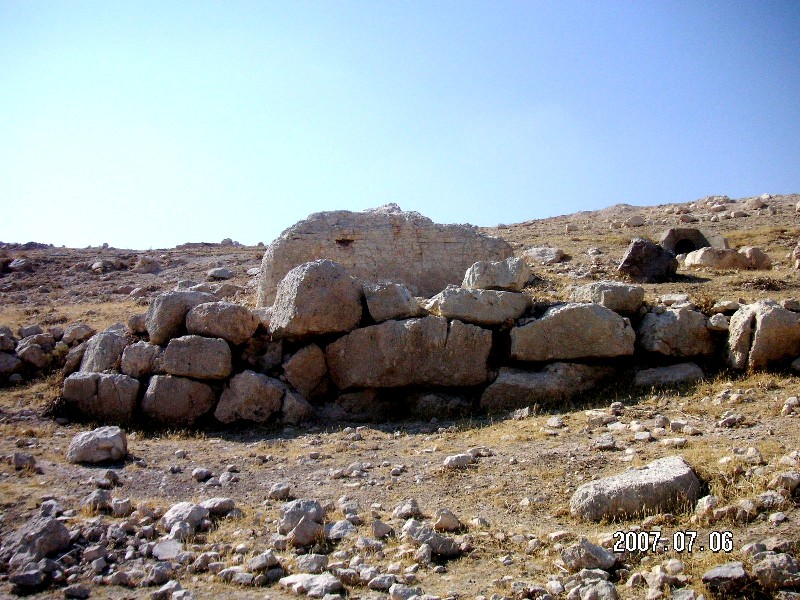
[255,204,513,306]
[35,256,800,428]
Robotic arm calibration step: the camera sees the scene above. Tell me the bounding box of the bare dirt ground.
[0,193,799,599]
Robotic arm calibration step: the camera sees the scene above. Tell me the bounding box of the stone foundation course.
[33,250,799,428]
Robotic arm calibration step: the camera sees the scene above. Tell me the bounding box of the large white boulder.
[256,204,512,306]
[637,307,716,357]
[185,302,259,345]
[728,300,800,370]
[145,290,216,346]
[66,426,128,464]
[424,286,529,326]
[142,375,216,426]
[462,256,531,291]
[161,335,232,380]
[570,456,701,521]
[684,247,749,269]
[511,303,635,361]
[326,316,492,389]
[214,370,285,424]
[268,260,363,338]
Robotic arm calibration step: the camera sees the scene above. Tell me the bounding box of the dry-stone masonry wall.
[43,253,800,428]
[255,204,513,306]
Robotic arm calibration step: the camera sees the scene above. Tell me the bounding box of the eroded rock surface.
[256,204,512,305]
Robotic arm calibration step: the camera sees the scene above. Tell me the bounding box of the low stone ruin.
[255,204,513,306]
[659,227,727,255]
[31,253,800,428]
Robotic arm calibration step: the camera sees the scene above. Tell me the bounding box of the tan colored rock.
[66,426,127,464]
[284,344,327,398]
[120,341,161,378]
[570,456,702,521]
[728,301,800,370]
[363,282,425,322]
[684,247,749,269]
[215,370,285,424]
[637,307,715,357]
[256,204,512,306]
[142,375,216,425]
[424,286,529,326]
[79,331,128,373]
[145,290,216,346]
[161,335,232,380]
[510,303,635,361]
[185,302,259,345]
[522,246,564,266]
[738,246,772,269]
[282,390,315,424]
[326,316,492,389]
[62,372,139,423]
[62,322,96,346]
[569,281,644,314]
[634,363,704,387]
[268,260,363,338]
[462,256,531,291]
[480,364,615,412]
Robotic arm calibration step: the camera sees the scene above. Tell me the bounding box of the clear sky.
[1,1,798,249]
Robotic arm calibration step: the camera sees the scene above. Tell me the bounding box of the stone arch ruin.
[659,228,728,255]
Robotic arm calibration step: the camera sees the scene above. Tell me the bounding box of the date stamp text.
[612,530,734,553]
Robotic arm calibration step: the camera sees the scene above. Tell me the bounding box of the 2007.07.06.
[613,530,734,553]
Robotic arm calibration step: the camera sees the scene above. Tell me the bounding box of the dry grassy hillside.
[0,193,798,600]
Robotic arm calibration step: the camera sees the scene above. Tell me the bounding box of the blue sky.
[1,1,798,249]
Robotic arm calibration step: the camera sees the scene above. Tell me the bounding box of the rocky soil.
[1,193,800,599]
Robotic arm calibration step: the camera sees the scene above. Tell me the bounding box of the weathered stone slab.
[480,364,615,412]
[79,331,128,373]
[145,290,216,346]
[424,286,529,326]
[161,335,232,380]
[62,372,139,423]
[510,303,635,361]
[326,316,491,389]
[462,256,530,291]
[634,363,704,387]
[268,260,363,338]
[363,282,425,323]
[570,281,644,314]
[570,456,701,521]
[215,370,285,424]
[142,375,216,425]
[185,301,259,345]
[256,204,512,306]
[637,307,715,357]
[728,300,800,370]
